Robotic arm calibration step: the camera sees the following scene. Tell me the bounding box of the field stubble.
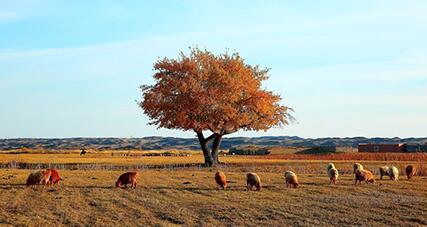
[0,151,426,226]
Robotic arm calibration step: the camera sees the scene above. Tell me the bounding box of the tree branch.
[205,133,219,143]
[195,130,219,143]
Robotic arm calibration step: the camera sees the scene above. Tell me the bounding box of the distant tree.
[139,47,292,167]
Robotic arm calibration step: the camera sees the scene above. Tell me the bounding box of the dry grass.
[0,161,427,226]
[257,152,427,161]
[0,151,426,226]
[2,150,427,163]
[0,152,203,165]
[1,152,426,176]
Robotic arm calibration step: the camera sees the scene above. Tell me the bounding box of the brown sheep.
[214,171,227,190]
[26,170,51,187]
[246,173,261,191]
[285,171,299,188]
[26,171,43,187]
[116,172,138,189]
[47,169,61,186]
[406,165,416,180]
[355,169,375,185]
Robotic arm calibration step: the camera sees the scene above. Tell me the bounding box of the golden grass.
[0,152,203,165]
[0,150,422,163]
[0,151,426,226]
[1,167,426,226]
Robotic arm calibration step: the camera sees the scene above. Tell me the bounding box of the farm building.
[406,144,427,152]
[229,146,270,155]
[358,143,406,153]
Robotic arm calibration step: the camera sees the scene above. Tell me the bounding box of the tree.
[139,47,292,167]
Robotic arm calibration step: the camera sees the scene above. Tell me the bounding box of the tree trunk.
[196,132,213,166]
[211,134,223,164]
[196,131,222,167]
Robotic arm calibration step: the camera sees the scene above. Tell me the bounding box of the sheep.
[327,163,336,172]
[26,171,43,187]
[116,172,138,189]
[328,167,339,185]
[355,169,375,185]
[246,173,261,191]
[406,165,416,180]
[284,171,299,188]
[387,166,399,181]
[214,171,227,190]
[47,169,61,186]
[26,170,51,187]
[353,163,364,174]
[40,170,52,185]
[326,163,338,184]
[379,166,390,180]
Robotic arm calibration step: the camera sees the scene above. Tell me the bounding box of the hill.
[0,136,426,151]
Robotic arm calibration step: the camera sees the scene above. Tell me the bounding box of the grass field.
[0,151,426,226]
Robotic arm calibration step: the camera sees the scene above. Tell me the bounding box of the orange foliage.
[139,47,291,134]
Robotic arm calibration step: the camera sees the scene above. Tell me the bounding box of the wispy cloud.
[0,11,17,22]
[1,1,427,138]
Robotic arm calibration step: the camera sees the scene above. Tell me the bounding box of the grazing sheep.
[387,166,399,181]
[26,171,43,187]
[40,170,52,185]
[246,173,261,191]
[116,172,138,189]
[26,170,51,187]
[353,163,364,174]
[355,169,375,185]
[327,163,336,172]
[284,171,299,188]
[214,171,227,190]
[328,168,339,185]
[379,166,390,180]
[406,165,416,179]
[47,169,61,186]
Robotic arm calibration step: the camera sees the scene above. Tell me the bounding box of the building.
[358,143,406,153]
[406,144,427,152]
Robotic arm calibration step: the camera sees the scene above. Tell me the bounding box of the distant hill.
[1,136,426,151]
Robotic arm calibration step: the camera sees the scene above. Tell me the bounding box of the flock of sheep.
[24,163,418,190]
[213,163,417,191]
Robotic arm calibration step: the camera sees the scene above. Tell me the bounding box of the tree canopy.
[139,47,292,166]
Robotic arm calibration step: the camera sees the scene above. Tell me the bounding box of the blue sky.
[1,0,426,138]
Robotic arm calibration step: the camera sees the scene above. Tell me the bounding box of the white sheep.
[246,173,261,191]
[387,166,399,181]
[284,171,299,188]
[327,163,336,172]
[328,167,339,185]
[353,163,364,174]
[379,166,389,180]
